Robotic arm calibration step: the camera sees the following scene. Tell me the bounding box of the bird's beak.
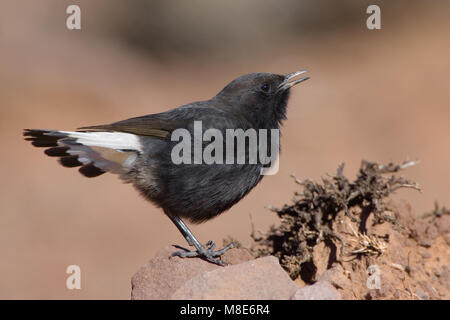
[278,70,310,92]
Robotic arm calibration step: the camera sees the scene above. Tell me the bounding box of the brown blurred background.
[1,0,449,299]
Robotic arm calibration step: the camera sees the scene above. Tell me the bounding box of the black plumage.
[78,163,106,178]
[24,71,309,265]
[59,155,83,168]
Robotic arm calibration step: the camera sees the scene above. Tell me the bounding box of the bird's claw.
[171,241,235,266]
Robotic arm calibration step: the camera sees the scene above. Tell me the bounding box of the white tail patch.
[60,131,143,152]
[57,131,142,174]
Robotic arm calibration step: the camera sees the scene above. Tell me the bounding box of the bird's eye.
[261,83,270,92]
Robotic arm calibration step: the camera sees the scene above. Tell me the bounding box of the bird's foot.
[171,241,235,266]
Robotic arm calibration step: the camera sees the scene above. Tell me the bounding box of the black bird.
[24,70,309,266]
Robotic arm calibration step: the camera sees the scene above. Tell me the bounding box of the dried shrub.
[251,160,420,280]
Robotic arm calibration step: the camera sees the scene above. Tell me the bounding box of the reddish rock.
[131,245,253,300]
[436,214,450,245]
[319,265,352,291]
[318,265,352,299]
[291,281,341,300]
[170,256,299,300]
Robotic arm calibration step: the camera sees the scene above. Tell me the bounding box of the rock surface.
[131,245,349,300]
[131,245,253,300]
[171,256,298,299]
[291,280,341,300]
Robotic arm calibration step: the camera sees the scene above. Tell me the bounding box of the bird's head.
[215,70,310,128]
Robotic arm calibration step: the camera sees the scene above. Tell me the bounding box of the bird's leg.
[168,215,235,266]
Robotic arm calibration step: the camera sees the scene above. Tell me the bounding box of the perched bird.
[24,70,309,266]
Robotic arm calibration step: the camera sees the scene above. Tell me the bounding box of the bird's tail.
[24,129,142,178]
